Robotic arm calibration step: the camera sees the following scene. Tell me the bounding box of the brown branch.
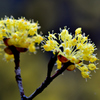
[9,46,28,100]
[47,52,58,77]
[8,46,73,100]
[51,61,74,80]
[27,56,74,100]
[27,54,58,100]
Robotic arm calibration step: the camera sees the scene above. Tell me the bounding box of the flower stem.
[9,46,27,100]
[8,46,73,100]
[27,55,74,100]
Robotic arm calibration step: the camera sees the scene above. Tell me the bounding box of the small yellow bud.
[75,28,82,35]
[66,64,75,71]
[56,59,62,69]
[79,66,88,72]
[73,38,76,42]
[21,19,24,22]
[90,56,97,62]
[2,29,6,32]
[28,44,36,52]
[88,64,96,70]
[60,29,69,41]
[65,47,71,55]
[24,22,27,25]
[34,35,43,43]
[4,53,14,61]
[12,33,18,38]
[71,56,76,61]
[7,19,10,22]
[81,71,90,79]
[43,44,51,51]
[77,43,83,49]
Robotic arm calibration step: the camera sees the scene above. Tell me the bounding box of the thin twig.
[27,56,74,100]
[8,46,73,100]
[51,61,74,80]
[27,54,58,100]
[47,52,58,77]
[9,46,27,100]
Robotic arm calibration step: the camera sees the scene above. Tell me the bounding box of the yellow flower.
[56,59,62,69]
[43,27,98,79]
[42,33,58,51]
[28,43,36,53]
[81,71,91,79]
[0,16,43,60]
[75,27,82,35]
[4,53,14,62]
[88,63,98,71]
[33,35,43,44]
[79,65,88,72]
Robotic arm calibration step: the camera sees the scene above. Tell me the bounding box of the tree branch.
[27,55,74,100]
[9,46,27,100]
[8,46,74,100]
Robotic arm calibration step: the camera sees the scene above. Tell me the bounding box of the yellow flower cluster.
[0,16,98,79]
[43,28,98,79]
[0,16,43,61]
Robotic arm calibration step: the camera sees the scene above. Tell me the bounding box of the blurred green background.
[0,0,100,100]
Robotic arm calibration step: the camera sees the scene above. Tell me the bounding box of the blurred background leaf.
[0,0,100,100]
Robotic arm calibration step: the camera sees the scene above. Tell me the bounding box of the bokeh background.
[0,0,100,100]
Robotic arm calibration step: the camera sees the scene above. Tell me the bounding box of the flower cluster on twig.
[42,27,98,80]
[0,16,99,100]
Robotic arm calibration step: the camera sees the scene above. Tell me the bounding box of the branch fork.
[6,46,73,100]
